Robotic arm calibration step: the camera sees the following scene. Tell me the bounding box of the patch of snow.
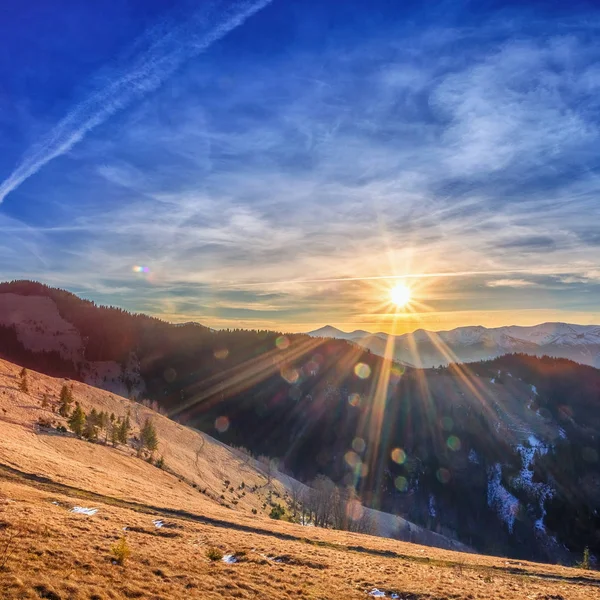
[513,436,553,533]
[487,464,519,533]
[428,494,436,518]
[152,520,164,528]
[369,590,386,597]
[70,506,98,516]
[468,449,480,464]
[531,385,538,396]
[0,293,84,361]
[558,427,567,440]
[491,378,496,384]
[222,554,237,564]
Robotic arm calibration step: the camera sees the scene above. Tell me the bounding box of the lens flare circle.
[391,447,407,464]
[215,416,230,433]
[354,363,371,379]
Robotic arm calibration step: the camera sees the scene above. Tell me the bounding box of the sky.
[1,0,600,334]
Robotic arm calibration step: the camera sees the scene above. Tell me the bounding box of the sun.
[390,283,411,308]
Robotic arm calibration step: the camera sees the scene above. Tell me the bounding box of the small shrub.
[206,547,223,561]
[111,535,131,565]
[155,455,165,469]
[269,504,285,520]
[251,509,257,515]
[577,546,591,570]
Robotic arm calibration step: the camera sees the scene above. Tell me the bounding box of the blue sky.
[1,0,600,333]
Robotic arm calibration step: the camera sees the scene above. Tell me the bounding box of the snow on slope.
[0,293,84,361]
[310,322,600,349]
[0,292,144,397]
[405,323,600,349]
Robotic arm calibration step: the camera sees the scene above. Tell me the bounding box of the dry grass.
[1,481,598,600]
[0,358,287,519]
[0,359,599,599]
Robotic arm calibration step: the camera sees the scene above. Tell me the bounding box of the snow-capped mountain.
[308,323,600,368]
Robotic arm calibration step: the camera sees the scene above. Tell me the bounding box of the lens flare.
[352,437,366,453]
[132,265,150,273]
[275,335,290,350]
[436,468,451,483]
[394,476,408,492]
[280,366,299,384]
[354,363,371,379]
[215,416,230,433]
[447,435,461,451]
[391,447,407,464]
[348,393,361,407]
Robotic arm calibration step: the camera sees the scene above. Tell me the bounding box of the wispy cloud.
[2,6,600,331]
[0,0,273,204]
[486,279,536,288]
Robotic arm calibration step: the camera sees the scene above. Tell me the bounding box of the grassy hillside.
[0,361,599,599]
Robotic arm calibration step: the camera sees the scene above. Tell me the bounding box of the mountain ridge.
[308,322,600,368]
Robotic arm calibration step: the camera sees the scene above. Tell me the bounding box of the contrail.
[0,0,273,204]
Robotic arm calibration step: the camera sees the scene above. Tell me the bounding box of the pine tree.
[83,408,100,441]
[58,384,73,417]
[97,411,109,442]
[68,403,86,437]
[117,411,131,445]
[140,418,159,455]
[19,367,27,378]
[41,394,49,409]
[19,372,29,394]
[109,420,120,446]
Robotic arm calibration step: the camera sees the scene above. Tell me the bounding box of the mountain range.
[308,323,600,368]
[0,280,599,564]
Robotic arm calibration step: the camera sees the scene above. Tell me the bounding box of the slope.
[1,361,599,599]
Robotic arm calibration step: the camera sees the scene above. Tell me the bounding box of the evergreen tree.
[83,407,100,441]
[19,366,27,378]
[140,418,159,454]
[58,384,73,417]
[109,420,120,446]
[19,371,29,394]
[41,394,49,409]
[117,411,131,444]
[68,403,86,437]
[97,411,109,442]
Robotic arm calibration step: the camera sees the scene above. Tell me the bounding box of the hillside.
[309,323,600,368]
[1,360,599,599]
[0,281,599,564]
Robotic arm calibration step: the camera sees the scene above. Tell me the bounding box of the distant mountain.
[308,323,600,368]
[1,280,599,564]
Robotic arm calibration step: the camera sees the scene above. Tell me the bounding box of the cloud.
[0,0,273,205]
[486,279,536,288]
[3,7,600,331]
